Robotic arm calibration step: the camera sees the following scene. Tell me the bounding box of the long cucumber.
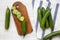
[43,30,60,40]
[46,7,54,29]
[38,7,50,29]
[41,7,46,28]
[5,7,10,30]
[41,9,50,29]
[42,7,49,28]
[38,7,45,29]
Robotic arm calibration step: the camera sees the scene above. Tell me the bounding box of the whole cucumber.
[41,9,50,29]
[46,7,54,29]
[49,10,54,29]
[42,7,49,28]
[43,30,60,40]
[38,7,50,30]
[5,7,10,30]
[45,8,49,28]
[38,7,45,29]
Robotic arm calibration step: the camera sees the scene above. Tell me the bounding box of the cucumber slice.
[17,11,21,16]
[12,6,16,10]
[17,15,21,19]
[19,16,24,21]
[12,6,24,21]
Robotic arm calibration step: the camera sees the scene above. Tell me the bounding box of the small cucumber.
[42,7,49,29]
[12,6,26,36]
[38,7,45,29]
[48,10,54,29]
[43,30,60,40]
[38,7,50,30]
[41,9,50,30]
[46,8,54,29]
[5,7,10,30]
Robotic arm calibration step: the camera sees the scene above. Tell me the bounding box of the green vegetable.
[17,14,21,19]
[43,30,60,40]
[12,6,26,36]
[41,9,50,29]
[21,20,26,36]
[48,9,54,29]
[13,9,21,16]
[5,7,10,30]
[42,7,49,28]
[38,7,54,30]
[45,9,49,28]
[38,7,50,29]
[12,6,25,21]
[41,7,46,28]
[12,6,16,10]
[38,7,45,29]
[19,16,24,21]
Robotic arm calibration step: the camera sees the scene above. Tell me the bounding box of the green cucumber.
[42,7,49,28]
[38,7,50,30]
[21,20,26,36]
[46,7,54,29]
[5,7,10,30]
[41,9,50,30]
[13,9,21,16]
[43,30,60,40]
[38,7,45,29]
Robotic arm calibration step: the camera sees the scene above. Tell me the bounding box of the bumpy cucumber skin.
[12,6,26,36]
[38,7,45,29]
[48,10,54,29]
[43,30,60,40]
[38,7,50,30]
[21,20,26,36]
[41,9,50,30]
[46,8,54,29]
[41,7,46,28]
[42,7,49,29]
[5,7,10,30]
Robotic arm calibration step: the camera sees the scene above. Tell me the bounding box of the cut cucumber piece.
[12,6,16,10]
[12,6,24,22]
[19,16,24,21]
[17,15,21,19]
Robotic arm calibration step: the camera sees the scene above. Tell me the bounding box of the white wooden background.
[0,0,60,40]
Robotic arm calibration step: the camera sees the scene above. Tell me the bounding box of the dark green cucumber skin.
[38,7,45,29]
[5,7,10,30]
[41,9,50,29]
[21,20,26,36]
[43,30,60,40]
[38,7,44,29]
[46,8,54,29]
[38,7,50,30]
[48,10,54,29]
[41,7,46,28]
[42,7,49,29]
